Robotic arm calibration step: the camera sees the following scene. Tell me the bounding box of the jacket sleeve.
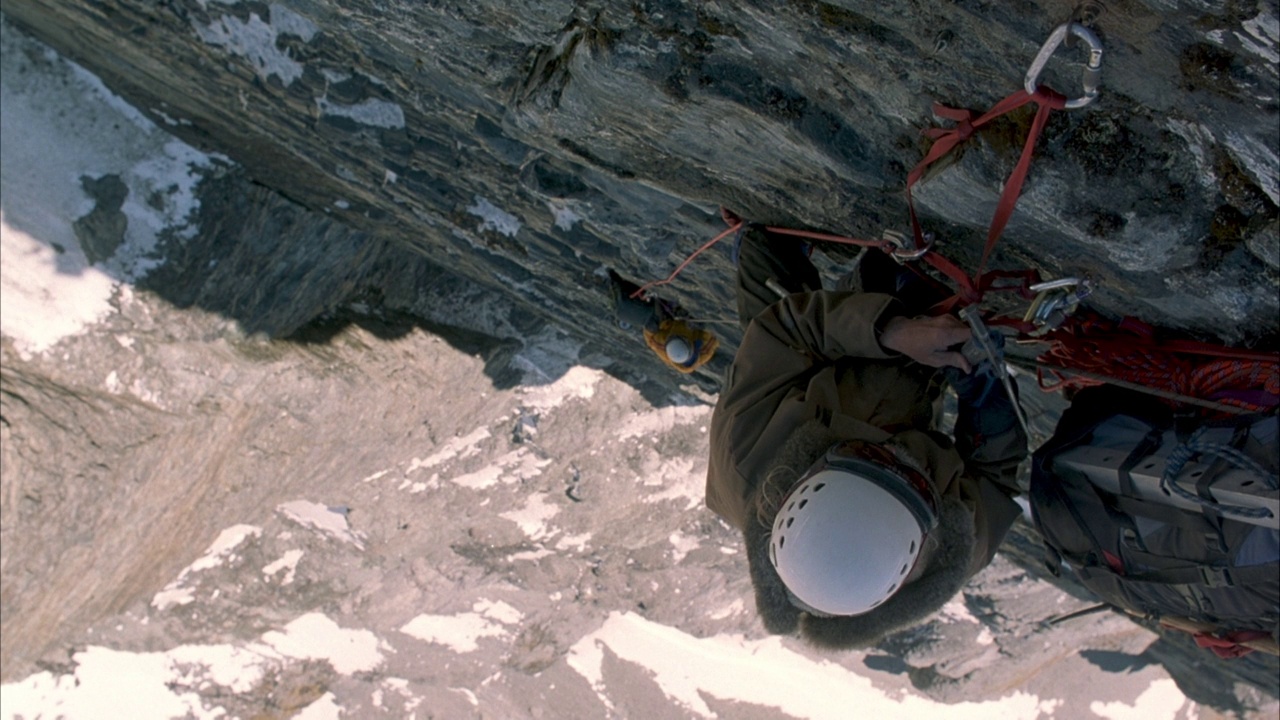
[952,377,1029,575]
[952,381,1028,497]
[733,290,902,388]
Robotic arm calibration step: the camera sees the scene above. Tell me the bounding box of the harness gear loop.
[1025,22,1104,109]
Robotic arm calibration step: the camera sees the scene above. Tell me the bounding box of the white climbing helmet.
[769,440,939,616]
[665,336,694,365]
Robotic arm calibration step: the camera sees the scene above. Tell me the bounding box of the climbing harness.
[609,269,720,373]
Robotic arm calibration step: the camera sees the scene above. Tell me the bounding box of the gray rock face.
[4,0,1277,369]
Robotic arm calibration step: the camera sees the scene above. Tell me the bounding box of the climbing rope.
[1037,313,1280,413]
[628,209,907,300]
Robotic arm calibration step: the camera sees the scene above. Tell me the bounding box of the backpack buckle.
[1199,566,1234,588]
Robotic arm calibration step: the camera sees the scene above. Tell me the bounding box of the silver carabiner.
[882,229,931,264]
[1024,277,1092,335]
[1024,22,1104,109]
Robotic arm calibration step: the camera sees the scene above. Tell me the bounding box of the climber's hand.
[880,314,973,371]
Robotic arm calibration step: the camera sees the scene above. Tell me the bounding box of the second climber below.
[705,223,1028,648]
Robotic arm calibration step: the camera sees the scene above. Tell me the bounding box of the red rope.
[1038,313,1280,412]
[629,218,895,299]
[629,221,745,299]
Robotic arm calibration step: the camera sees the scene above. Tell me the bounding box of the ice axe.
[957,305,1031,439]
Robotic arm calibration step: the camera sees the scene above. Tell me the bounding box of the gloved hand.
[942,329,1005,407]
[944,330,1022,447]
[879,314,973,370]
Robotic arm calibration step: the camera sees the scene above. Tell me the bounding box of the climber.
[705,224,1028,648]
[608,269,719,374]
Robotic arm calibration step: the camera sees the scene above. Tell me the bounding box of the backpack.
[1030,385,1280,658]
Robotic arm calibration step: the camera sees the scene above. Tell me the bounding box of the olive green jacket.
[706,290,1025,579]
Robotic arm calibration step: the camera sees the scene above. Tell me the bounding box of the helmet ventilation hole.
[887,583,898,594]
[813,482,825,492]
[899,563,908,576]
[779,536,786,548]
[909,540,916,554]
[786,517,795,528]
[798,499,809,509]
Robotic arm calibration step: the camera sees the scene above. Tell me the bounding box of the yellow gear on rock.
[644,318,718,374]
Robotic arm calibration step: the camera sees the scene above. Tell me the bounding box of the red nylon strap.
[1192,632,1271,659]
[905,88,1067,306]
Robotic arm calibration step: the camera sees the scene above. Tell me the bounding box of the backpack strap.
[1080,557,1278,589]
[1118,426,1165,497]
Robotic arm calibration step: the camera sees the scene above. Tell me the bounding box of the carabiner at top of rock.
[1024,22,1104,109]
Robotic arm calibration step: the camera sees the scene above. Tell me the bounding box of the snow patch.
[1,611,381,719]
[548,201,582,231]
[277,500,365,549]
[941,597,980,624]
[1236,9,1279,64]
[194,5,318,86]
[467,195,521,238]
[0,646,223,720]
[263,549,304,585]
[295,692,343,720]
[450,448,551,489]
[317,97,407,129]
[269,3,320,41]
[409,427,492,471]
[1224,130,1280,206]
[555,532,592,551]
[152,525,262,610]
[0,22,217,358]
[400,600,524,653]
[499,493,560,539]
[1090,679,1190,720]
[640,456,704,510]
[708,599,745,620]
[668,530,701,564]
[568,612,1054,719]
[259,613,384,675]
[617,405,710,441]
[517,366,602,410]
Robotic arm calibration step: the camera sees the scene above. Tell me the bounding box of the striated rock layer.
[4,0,1277,375]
